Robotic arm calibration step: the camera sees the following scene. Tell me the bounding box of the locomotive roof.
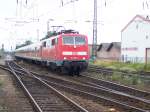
[15,31,87,51]
[41,29,79,40]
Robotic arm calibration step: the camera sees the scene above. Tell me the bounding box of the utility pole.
[60,0,78,7]
[2,44,4,52]
[92,0,97,60]
[47,19,54,33]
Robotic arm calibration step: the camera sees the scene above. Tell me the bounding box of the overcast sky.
[0,0,149,51]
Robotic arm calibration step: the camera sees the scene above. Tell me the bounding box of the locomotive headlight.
[64,57,67,60]
[78,52,87,55]
[83,57,85,60]
[62,51,72,55]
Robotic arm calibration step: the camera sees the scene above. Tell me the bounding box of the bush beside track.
[88,60,150,92]
[90,60,150,72]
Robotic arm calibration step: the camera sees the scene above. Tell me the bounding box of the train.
[15,30,90,75]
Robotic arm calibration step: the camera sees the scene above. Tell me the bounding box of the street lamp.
[47,19,54,32]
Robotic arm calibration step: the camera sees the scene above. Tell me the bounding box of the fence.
[96,56,147,64]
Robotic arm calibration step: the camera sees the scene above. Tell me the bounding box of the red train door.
[41,41,47,59]
[40,45,42,57]
[51,38,57,60]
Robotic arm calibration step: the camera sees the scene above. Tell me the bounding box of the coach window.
[43,41,46,47]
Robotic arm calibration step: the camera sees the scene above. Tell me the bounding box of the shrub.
[132,75,140,85]
[107,66,117,70]
[111,72,123,81]
[122,74,142,85]
[91,60,149,72]
[122,76,133,85]
[130,63,145,72]
[0,81,2,87]
[120,67,136,72]
[144,64,150,71]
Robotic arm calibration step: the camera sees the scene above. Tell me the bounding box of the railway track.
[31,73,150,112]
[4,61,150,112]
[0,64,35,112]
[75,75,150,100]
[88,65,150,80]
[4,61,88,112]
[11,62,150,112]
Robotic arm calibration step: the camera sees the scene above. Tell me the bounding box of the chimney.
[146,15,149,20]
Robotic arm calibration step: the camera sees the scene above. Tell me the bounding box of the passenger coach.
[15,30,89,75]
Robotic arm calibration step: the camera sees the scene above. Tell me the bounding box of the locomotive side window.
[75,37,86,45]
[47,40,51,47]
[43,41,46,47]
[52,38,57,46]
[56,38,58,44]
[35,47,37,51]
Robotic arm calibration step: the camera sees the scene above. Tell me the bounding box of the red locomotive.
[15,30,89,75]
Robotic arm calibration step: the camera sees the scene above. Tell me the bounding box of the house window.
[146,35,149,39]
[136,24,138,30]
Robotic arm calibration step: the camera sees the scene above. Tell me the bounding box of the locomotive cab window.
[63,36,74,45]
[63,36,86,45]
[75,37,86,45]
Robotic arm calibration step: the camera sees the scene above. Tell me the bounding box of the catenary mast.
[92,0,97,59]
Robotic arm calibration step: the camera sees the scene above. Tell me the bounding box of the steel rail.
[6,62,43,112]
[14,69,150,112]
[80,75,150,99]
[33,73,150,111]
[7,61,89,112]
[31,74,89,112]
[7,61,150,112]
[42,78,149,112]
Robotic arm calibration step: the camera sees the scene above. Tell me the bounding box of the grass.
[90,60,150,72]
[111,72,123,81]
[143,63,150,72]
[109,71,144,85]
[90,60,148,88]
[119,66,136,72]
[0,81,2,86]
[0,79,3,88]
[88,61,148,91]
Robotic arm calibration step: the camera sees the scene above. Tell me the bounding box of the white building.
[121,15,150,63]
